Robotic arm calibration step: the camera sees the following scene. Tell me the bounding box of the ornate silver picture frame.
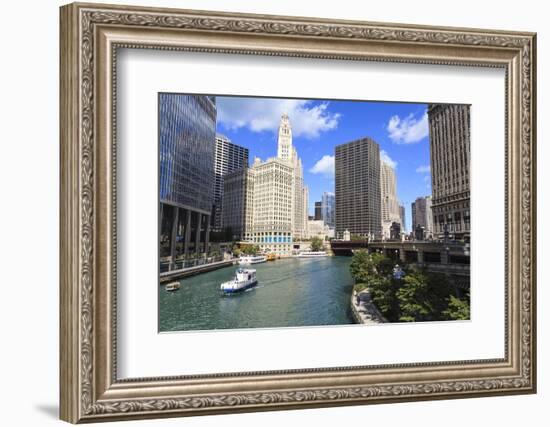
[60,2,536,423]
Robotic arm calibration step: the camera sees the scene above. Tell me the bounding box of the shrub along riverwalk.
[349,250,470,323]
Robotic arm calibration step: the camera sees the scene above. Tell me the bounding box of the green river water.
[159,256,355,332]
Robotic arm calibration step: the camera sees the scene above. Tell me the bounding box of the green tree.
[241,244,260,255]
[396,269,454,322]
[349,250,373,283]
[231,245,242,258]
[310,236,324,252]
[349,251,400,320]
[443,295,470,320]
[396,270,433,322]
[368,275,398,319]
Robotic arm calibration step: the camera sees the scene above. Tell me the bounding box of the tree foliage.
[349,251,470,323]
[443,295,471,320]
[234,244,261,256]
[396,269,455,322]
[310,236,325,252]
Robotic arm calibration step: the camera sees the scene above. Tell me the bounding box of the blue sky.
[215,96,432,232]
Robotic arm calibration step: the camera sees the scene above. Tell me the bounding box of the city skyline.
[215,95,434,231]
[158,94,471,333]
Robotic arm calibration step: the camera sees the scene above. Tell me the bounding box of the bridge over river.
[330,239,470,288]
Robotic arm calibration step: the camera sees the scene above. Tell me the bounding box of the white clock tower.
[277,113,293,161]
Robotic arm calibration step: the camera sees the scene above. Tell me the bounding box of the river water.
[159,256,355,332]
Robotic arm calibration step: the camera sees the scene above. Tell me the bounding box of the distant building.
[307,220,332,241]
[335,137,381,238]
[414,224,426,241]
[314,201,322,220]
[411,196,433,239]
[159,94,217,268]
[302,186,310,238]
[343,229,351,241]
[399,204,406,233]
[222,167,254,241]
[247,158,295,254]
[212,135,249,232]
[223,114,308,255]
[277,113,309,241]
[428,104,470,240]
[390,221,401,240]
[380,160,401,238]
[321,191,335,229]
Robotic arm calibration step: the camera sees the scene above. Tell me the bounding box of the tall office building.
[277,113,293,161]
[399,204,406,233]
[247,157,295,254]
[314,201,322,220]
[380,160,401,238]
[302,186,310,238]
[222,167,254,241]
[411,196,433,238]
[223,114,308,255]
[321,191,335,229]
[335,137,382,238]
[291,144,308,240]
[428,104,470,240]
[159,94,217,268]
[212,134,249,232]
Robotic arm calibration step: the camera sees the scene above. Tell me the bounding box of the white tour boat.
[164,281,181,291]
[298,251,328,258]
[220,269,258,294]
[238,255,267,265]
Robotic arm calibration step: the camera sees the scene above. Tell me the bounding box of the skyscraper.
[380,160,401,238]
[428,104,470,240]
[411,196,433,238]
[335,137,381,238]
[314,201,322,221]
[399,204,406,233]
[222,167,254,241]
[159,94,217,268]
[223,114,308,255]
[321,191,335,229]
[277,113,293,161]
[212,134,249,232]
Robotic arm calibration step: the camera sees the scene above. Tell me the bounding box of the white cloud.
[387,111,429,144]
[416,165,430,173]
[380,150,397,169]
[309,155,335,177]
[216,98,341,139]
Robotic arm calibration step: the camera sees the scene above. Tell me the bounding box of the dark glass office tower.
[159,94,217,270]
[212,134,249,233]
[335,137,382,239]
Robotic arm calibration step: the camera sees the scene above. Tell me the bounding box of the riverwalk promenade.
[351,289,387,325]
[160,259,236,283]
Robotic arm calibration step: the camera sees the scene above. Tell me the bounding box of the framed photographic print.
[60,2,537,423]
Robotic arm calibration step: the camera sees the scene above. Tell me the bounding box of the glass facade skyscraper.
[159,94,216,210]
[159,94,217,269]
[321,191,335,229]
[212,134,249,232]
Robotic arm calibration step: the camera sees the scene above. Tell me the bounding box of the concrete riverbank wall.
[160,259,236,283]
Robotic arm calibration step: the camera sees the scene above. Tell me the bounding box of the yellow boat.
[266,253,277,261]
